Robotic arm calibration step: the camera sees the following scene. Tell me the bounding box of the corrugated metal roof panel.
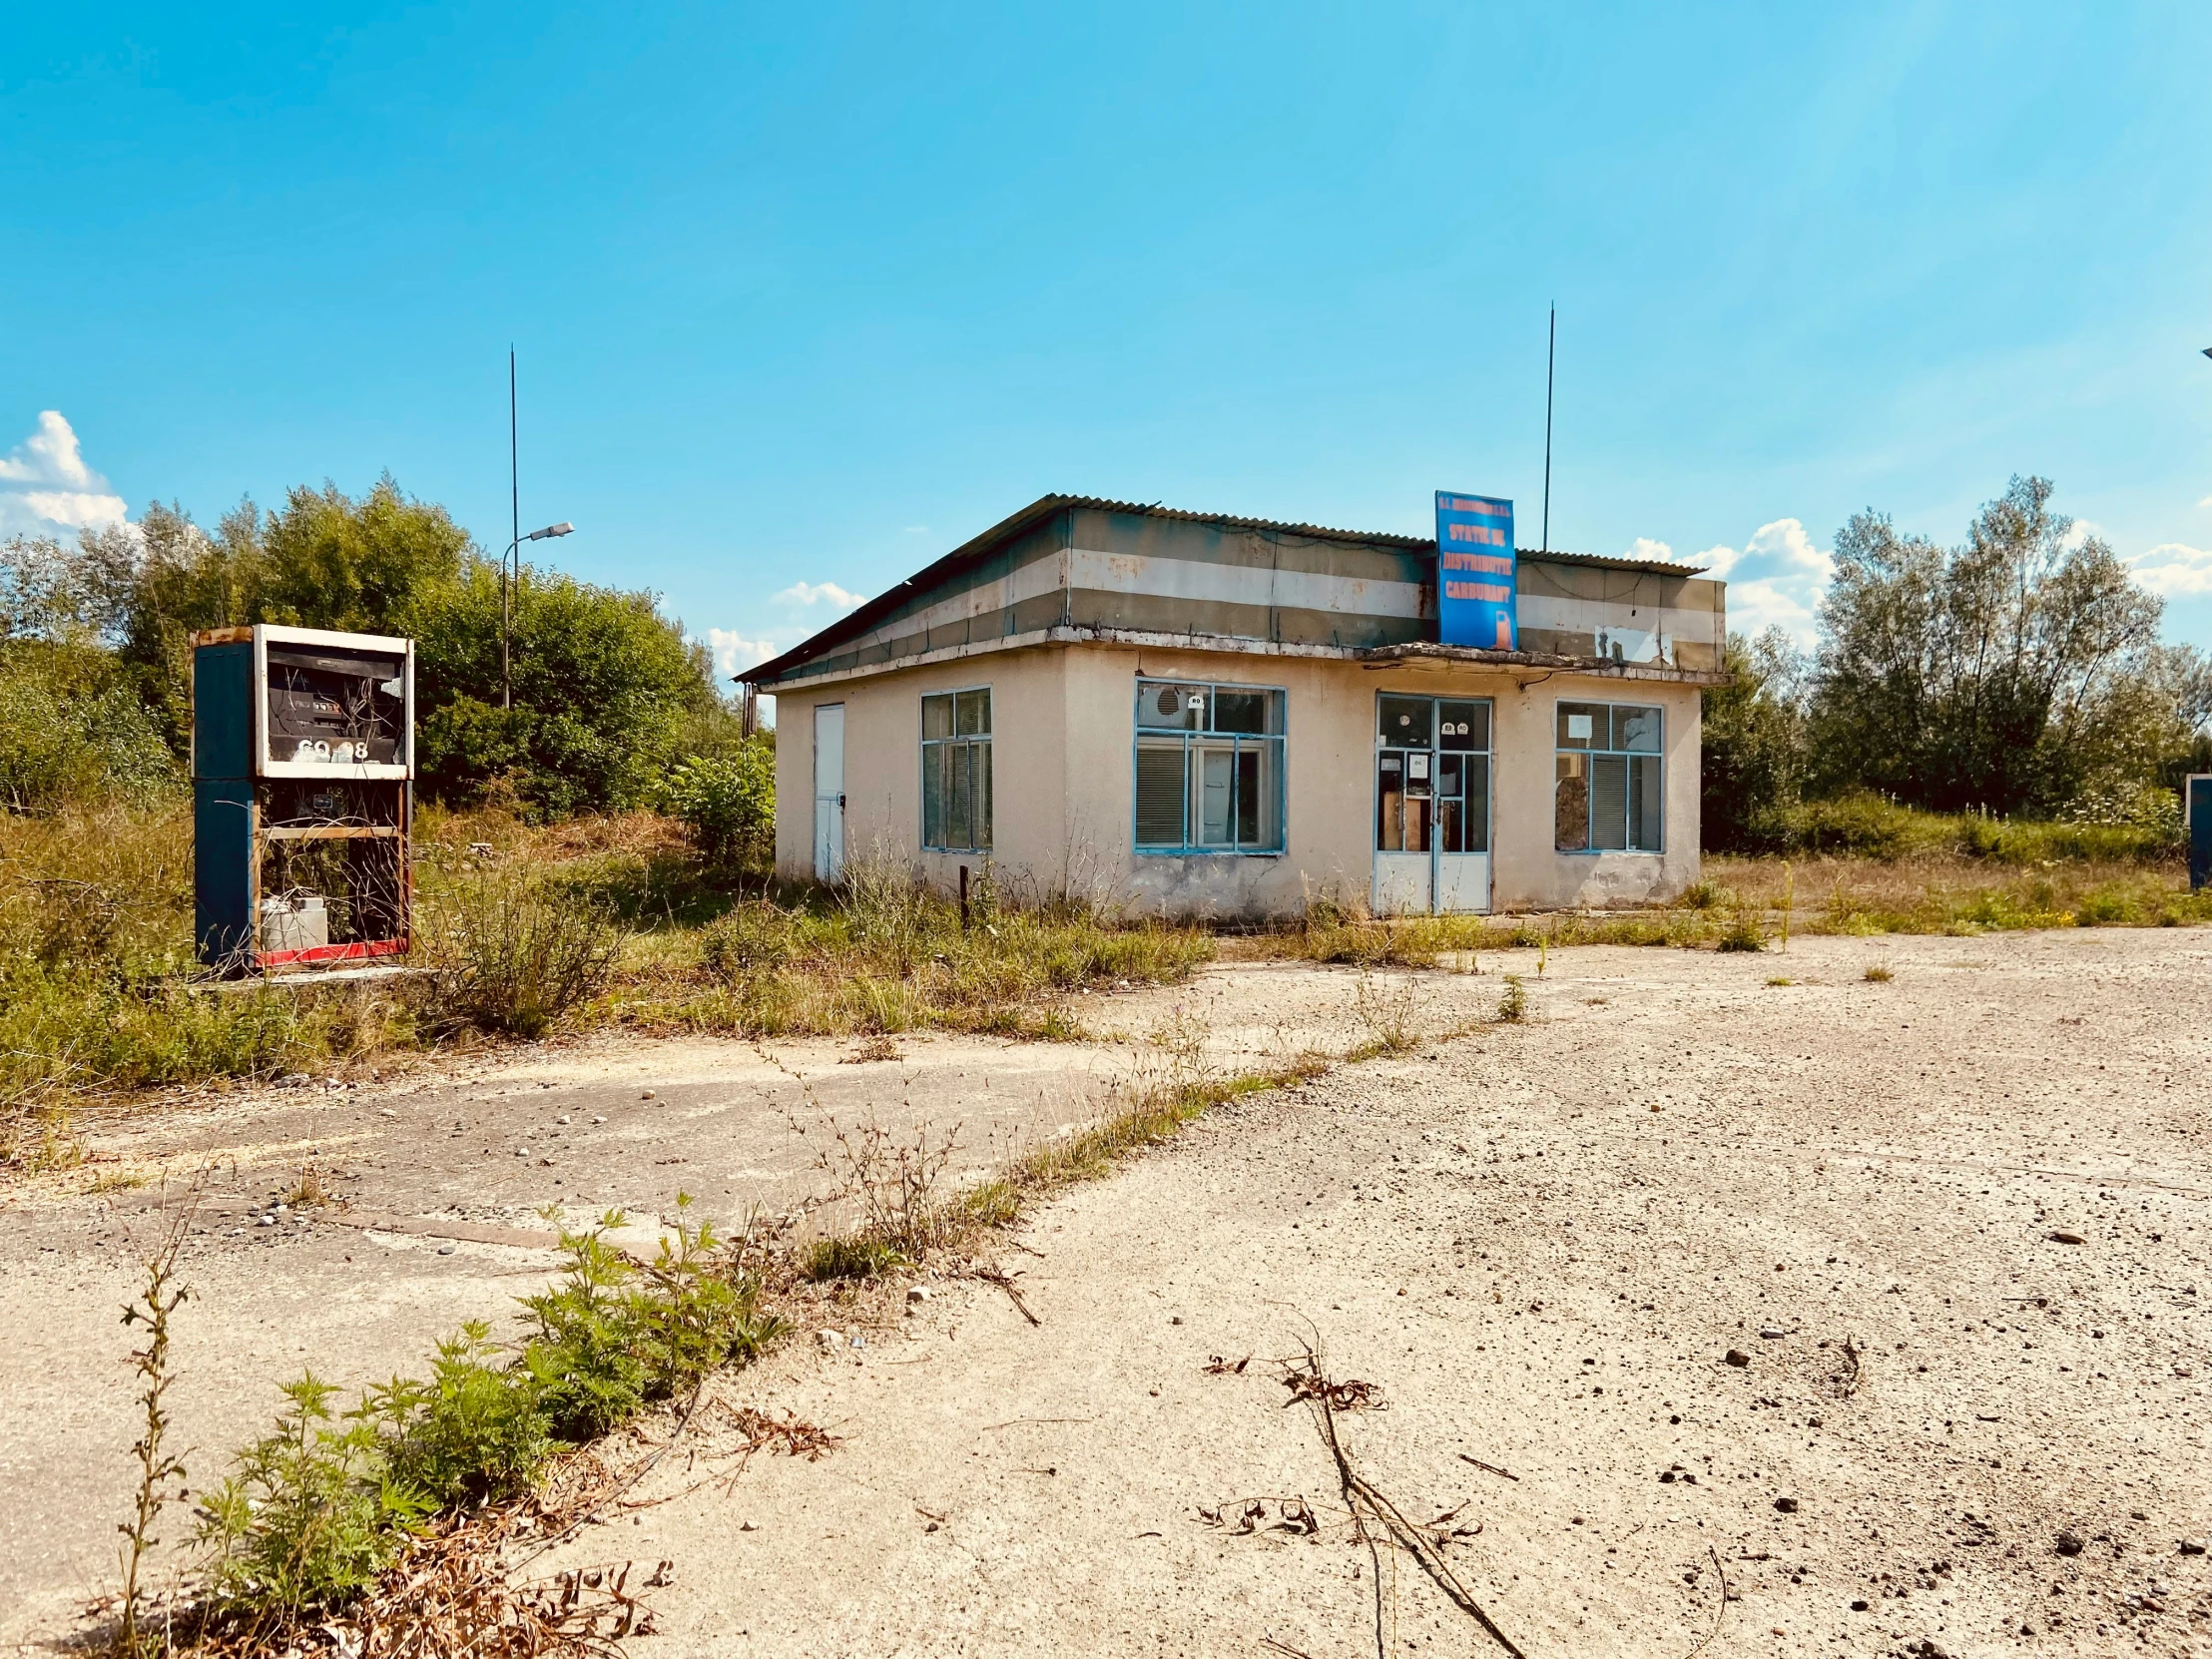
[741,494,1710,684]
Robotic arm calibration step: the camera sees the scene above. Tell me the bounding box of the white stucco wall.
[772,642,1702,917]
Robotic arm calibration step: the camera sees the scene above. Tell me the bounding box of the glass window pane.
[1138,681,1202,730]
[1198,748,1234,844]
[1439,700,1485,751]
[1557,702,1605,749]
[1591,755,1628,849]
[947,743,973,848]
[957,689,991,736]
[1630,754,1660,851]
[922,694,953,740]
[1616,705,1662,753]
[1554,754,1589,850]
[1377,753,1405,851]
[922,744,945,845]
[1136,743,1185,844]
[1464,755,1490,852]
[1234,747,1261,844]
[1379,696,1431,747]
[1214,689,1268,735]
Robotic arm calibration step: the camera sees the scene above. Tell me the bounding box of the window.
[921,689,991,851]
[1376,696,1491,853]
[1555,702,1662,852]
[1134,679,1285,852]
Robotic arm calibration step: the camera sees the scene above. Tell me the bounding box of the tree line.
[1702,476,2212,850]
[0,477,754,818]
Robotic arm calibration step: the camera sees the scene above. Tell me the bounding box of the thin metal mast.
[505,349,518,710]
[1541,306,1555,553]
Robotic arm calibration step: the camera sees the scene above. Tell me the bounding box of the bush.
[200,1200,777,1623]
[198,1376,430,1613]
[428,867,626,1036]
[663,743,775,865]
[0,643,177,812]
[699,900,795,983]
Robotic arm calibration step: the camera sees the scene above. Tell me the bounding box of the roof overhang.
[740,494,1713,687]
[753,624,1730,696]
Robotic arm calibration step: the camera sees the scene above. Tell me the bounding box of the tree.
[20,477,731,818]
[1700,627,1807,851]
[408,559,720,816]
[1808,476,2164,817]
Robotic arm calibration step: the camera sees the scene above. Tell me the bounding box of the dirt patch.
[6,931,2210,1654]
[517,929,2209,1657]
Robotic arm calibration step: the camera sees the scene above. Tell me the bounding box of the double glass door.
[1374,694,1491,914]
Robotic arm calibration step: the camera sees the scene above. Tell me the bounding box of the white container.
[261,895,328,954]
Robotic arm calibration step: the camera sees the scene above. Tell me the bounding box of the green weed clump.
[426,864,626,1038]
[1496,974,1527,1021]
[611,865,1211,1040]
[198,1197,777,1619]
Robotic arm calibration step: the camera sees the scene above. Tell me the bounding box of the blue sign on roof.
[1435,492,1515,650]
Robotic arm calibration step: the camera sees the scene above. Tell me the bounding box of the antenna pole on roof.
[505,347,518,711]
[1540,305,1555,554]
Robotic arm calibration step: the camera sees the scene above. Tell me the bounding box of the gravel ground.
[527,929,2212,1659]
[4,929,2208,1656]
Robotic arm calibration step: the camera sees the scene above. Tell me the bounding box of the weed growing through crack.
[790,1111,961,1279]
[1353,972,1420,1055]
[1496,975,1526,1022]
[116,1194,194,1657]
[1716,908,1769,952]
[192,1195,777,1630]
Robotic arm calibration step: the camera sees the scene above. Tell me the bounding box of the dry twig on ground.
[1289,1345,1525,1659]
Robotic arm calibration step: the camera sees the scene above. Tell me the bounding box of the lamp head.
[526,521,575,541]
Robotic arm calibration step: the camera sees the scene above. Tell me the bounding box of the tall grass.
[0,804,1213,1146]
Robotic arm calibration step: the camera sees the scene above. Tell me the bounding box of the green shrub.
[366,1324,549,1509]
[663,744,775,865]
[429,867,625,1036]
[1496,974,1526,1021]
[198,1376,430,1614]
[201,1198,776,1625]
[699,901,795,983]
[803,1234,909,1282]
[0,643,177,812]
[1716,908,1769,951]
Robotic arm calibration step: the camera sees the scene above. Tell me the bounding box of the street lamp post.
[502,521,574,710]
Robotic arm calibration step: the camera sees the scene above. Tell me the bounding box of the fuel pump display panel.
[265,647,406,767]
[253,629,413,779]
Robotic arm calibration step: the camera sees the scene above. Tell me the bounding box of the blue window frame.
[1132,678,1286,854]
[921,688,991,851]
[1555,701,1662,852]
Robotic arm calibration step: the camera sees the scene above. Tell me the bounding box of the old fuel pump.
[192,624,414,972]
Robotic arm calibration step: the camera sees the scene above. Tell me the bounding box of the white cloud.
[0,411,129,537]
[2128,542,2212,597]
[773,580,865,611]
[1622,536,1674,563]
[1653,517,1832,647]
[707,629,781,676]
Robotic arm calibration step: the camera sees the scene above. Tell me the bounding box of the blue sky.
[6,2,2211,692]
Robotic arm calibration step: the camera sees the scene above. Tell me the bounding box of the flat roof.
[742,493,1710,685]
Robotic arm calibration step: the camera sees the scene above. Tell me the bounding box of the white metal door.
[1437,852,1490,912]
[1373,852,1431,916]
[1372,694,1491,916]
[813,704,844,882]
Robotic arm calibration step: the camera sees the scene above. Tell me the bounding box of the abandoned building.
[741,495,1728,918]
